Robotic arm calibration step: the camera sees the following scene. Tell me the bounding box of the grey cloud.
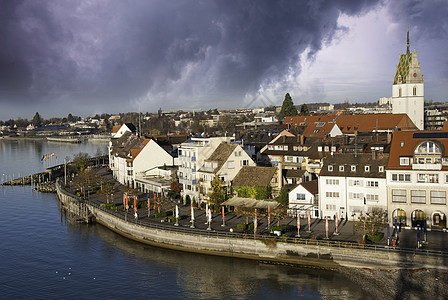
[1,0,385,118]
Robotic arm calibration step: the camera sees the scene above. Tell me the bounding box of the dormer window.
[379,166,384,172]
[400,141,405,148]
[351,165,356,172]
[399,157,410,166]
[365,166,370,172]
[318,146,322,152]
[324,146,329,152]
[339,165,344,172]
[328,165,333,172]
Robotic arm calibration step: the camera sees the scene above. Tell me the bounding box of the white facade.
[391,31,424,130]
[178,137,232,203]
[319,174,387,220]
[288,184,317,217]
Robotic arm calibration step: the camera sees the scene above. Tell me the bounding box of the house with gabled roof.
[387,130,448,228]
[319,153,389,220]
[232,166,281,198]
[109,131,175,189]
[111,123,137,138]
[288,180,318,218]
[302,121,342,138]
[197,142,255,201]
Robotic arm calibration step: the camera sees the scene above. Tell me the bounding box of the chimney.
[387,132,392,144]
[300,135,304,145]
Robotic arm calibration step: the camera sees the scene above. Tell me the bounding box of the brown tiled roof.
[112,125,121,133]
[127,138,151,162]
[284,115,335,127]
[335,114,417,134]
[232,166,277,187]
[203,142,237,173]
[284,169,306,178]
[388,130,448,169]
[320,153,389,178]
[300,180,318,195]
[302,122,338,138]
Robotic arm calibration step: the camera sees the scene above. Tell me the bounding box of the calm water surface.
[0,139,368,299]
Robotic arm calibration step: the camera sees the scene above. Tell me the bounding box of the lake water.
[0,139,369,299]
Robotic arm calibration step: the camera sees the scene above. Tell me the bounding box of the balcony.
[412,163,442,170]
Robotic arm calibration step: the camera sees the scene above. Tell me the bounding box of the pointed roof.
[232,166,277,187]
[202,142,238,173]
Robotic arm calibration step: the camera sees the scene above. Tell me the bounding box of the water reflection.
[66,218,370,299]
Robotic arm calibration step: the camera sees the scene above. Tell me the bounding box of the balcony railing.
[412,163,442,170]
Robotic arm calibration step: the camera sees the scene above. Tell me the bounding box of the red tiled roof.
[335,114,417,134]
[388,130,448,169]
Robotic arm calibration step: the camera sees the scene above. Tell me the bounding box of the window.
[366,181,379,187]
[413,86,417,96]
[227,161,235,169]
[326,204,336,210]
[324,146,330,152]
[328,165,333,172]
[415,141,442,155]
[364,166,370,172]
[411,190,426,203]
[417,174,439,183]
[127,170,133,176]
[326,192,339,198]
[339,165,345,172]
[331,146,336,152]
[366,194,379,201]
[241,160,249,166]
[351,165,356,172]
[297,193,306,200]
[326,179,339,185]
[399,157,410,166]
[235,151,242,157]
[349,193,362,199]
[391,173,411,182]
[313,129,319,133]
[379,166,384,172]
[430,191,446,204]
[127,161,133,167]
[400,141,405,148]
[349,179,362,186]
[392,189,407,202]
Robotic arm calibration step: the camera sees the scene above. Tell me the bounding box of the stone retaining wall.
[56,180,448,270]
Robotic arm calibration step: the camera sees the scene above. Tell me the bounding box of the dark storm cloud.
[0,0,382,117]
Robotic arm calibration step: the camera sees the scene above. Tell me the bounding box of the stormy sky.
[0,0,447,120]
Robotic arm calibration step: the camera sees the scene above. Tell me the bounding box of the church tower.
[391,28,424,130]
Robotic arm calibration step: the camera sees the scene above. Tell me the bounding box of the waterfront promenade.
[76,167,448,255]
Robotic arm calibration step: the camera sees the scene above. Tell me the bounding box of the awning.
[221,197,280,209]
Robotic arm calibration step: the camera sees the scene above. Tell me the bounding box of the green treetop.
[33,112,42,128]
[279,93,298,120]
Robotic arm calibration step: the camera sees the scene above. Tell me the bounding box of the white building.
[197,142,255,201]
[387,131,448,228]
[178,136,232,203]
[319,153,389,220]
[288,180,318,218]
[391,29,424,130]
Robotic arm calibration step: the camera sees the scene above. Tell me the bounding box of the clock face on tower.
[413,73,417,77]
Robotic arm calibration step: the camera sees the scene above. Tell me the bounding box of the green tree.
[300,104,310,116]
[278,93,298,120]
[33,112,42,127]
[73,152,91,172]
[208,176,227,210]
[275,189,289,206]
[67,113,75,122]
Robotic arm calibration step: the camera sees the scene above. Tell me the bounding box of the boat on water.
[46,137,81,143]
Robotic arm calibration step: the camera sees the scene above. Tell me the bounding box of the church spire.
[406,26,410,55]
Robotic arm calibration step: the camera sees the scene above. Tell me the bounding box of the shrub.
[247,223,254,231]
[269,225,287,233]
[367,232,384,243]
[237,223,247,230]
[153,212,167,218]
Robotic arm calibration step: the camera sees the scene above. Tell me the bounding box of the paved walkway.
[82,167,448,253]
